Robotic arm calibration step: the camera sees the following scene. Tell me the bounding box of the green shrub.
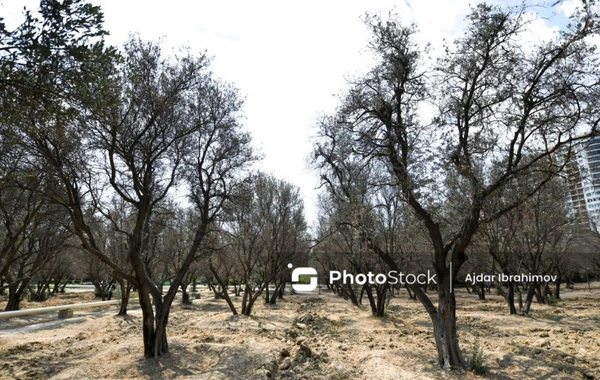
[469,341,486,375]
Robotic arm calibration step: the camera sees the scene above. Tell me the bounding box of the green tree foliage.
[0,0,117,312]
[0,0,118,123]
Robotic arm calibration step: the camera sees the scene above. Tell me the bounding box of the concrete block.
[58,309,74,319]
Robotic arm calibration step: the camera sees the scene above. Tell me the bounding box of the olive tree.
[313,3,600,369]
[11,31,254,358]
[215,172,307,316]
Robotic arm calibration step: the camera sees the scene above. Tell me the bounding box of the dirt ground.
[0,283,599,380]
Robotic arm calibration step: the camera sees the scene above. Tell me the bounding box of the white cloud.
[558,0,581,18]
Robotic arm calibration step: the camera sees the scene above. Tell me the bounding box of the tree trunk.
[264,282,270,303]
[241,285,249,312]
[52,278,61,294]
[406,286,417,300]
[242,282,265,315]
[268,276,286,304]
[152,301,170,358]
[117,279,131,316]
[4,282,27,311]
[278,280,286,299]
[555,277,561,300]
[506,281,517,315]
[207,278,221,299]
[33,279,50,301]
[210,266,237,315]
[430,274,465,370]
[518,288,524,313]
[359,284,366,305]
[269,280,283,304]
[364,285,377,314]
[524,283,536,314]
[223,288,237,315]
[180,280,190,305]
[363,236,466,368]
[93,281,112,301]
[345,283,359,306]
[137,279,170,358]
[138,283,161,358]
[464,282,472,294]
[533,283,544,303]
[374,283,389,317]
[543,282,552,299]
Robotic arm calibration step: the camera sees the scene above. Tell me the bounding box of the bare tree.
[313,4,600,369]
[0,159,72,310]
[215,172,307,316]
[14,35,254,358]
[481,172,572,313]
[0,175,45,307]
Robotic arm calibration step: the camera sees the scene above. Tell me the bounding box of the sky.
[1,0,584,227]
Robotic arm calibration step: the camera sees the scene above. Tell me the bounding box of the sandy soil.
[0,284,599,380]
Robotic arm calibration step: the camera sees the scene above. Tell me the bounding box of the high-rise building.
[567,136,600,227]
[566,158,589,224]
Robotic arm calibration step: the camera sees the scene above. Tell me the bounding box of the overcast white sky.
[1,0,583,226]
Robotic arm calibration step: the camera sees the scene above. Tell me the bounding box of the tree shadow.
[192,300,231,313]
[136,346,196,379]
[136,342,271,379]
[495,347,599,380]
[112,313,138,324]
[0,336,103,380]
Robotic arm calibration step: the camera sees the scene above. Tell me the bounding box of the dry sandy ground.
[0,284,599,380]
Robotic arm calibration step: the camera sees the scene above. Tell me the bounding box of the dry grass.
[0,283,599,379]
